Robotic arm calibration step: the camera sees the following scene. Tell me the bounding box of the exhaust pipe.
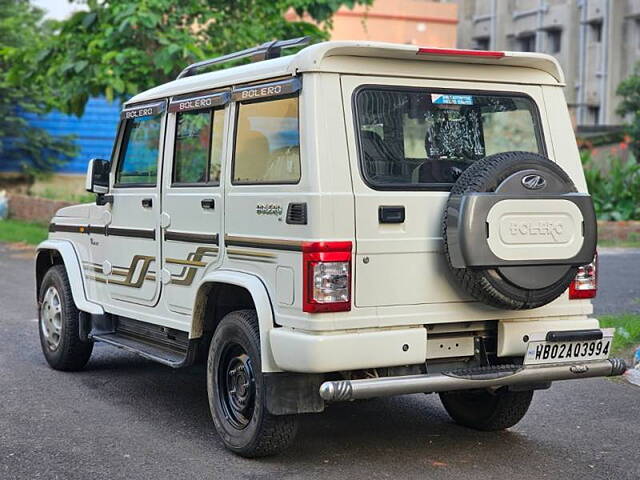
[319,358,627,402]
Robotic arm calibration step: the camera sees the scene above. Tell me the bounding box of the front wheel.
[439,389,533,431]
[38,265,93,371]
[207,310,298,457]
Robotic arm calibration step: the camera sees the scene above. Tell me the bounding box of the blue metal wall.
[0,97,121,174]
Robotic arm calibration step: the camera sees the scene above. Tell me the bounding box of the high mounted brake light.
[416,47,505,59]
[302,241,352,313]
[569,253,598,299]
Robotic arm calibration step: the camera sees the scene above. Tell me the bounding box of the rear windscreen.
[354,88,545,190]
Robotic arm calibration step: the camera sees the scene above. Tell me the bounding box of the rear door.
[160,91,229,316]
[340,76,549,308]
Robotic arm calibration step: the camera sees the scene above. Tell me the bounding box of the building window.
[517,33,536,52]
[588,106,600,125]
[547,29,562,54]
[590,21,603,43]
[474,37,490,50]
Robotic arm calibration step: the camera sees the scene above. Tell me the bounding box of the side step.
[90,316,197,368]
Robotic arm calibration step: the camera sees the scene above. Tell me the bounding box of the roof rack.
[176,36,311,80]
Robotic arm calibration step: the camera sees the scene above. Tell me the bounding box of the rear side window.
[355,88,544,190]
[173,108,225,185]
[116,114,162,186]
[233,96,300,184]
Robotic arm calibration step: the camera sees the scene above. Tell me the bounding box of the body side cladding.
[191,270,281,373]
[35,240,104,315]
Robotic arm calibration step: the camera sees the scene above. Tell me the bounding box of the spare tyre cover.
[443,151,597,310]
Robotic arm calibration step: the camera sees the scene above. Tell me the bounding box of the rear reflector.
[417,47,505,58]
[569,253,597,299]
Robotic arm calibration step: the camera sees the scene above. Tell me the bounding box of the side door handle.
[201,198,215,210]
[379,205,405,224]
[141,198,153,208]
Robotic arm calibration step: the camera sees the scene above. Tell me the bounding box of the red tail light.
[569,253,597,299]
[302,241,352,313]
[416,47,505,58]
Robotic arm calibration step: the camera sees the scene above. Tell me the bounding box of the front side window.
[233,96,300,184]
[116,114,162,186]
[355,88,544,189]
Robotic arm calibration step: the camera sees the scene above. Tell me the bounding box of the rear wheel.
[439,389,534,431]
[207,309,298,457]
[38,265,93,371]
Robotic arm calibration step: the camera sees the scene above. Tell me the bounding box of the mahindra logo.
[521,174,547,190]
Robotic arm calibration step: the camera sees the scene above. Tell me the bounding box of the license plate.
[524,328,614,365]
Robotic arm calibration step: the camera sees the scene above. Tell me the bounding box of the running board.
[90,316,197,368]
[319,359,628,402]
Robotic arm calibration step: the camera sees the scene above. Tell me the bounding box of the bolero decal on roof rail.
[232,77,301,102]
[168,90,231,113]
[121,100,166,120]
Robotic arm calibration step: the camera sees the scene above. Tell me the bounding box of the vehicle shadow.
[74,346,563,474]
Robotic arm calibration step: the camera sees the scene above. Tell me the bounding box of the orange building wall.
[288,0,457,47]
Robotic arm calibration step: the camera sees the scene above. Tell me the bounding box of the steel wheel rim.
[218,343,256,430]
[40,286,63,351]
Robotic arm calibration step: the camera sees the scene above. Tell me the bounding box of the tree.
[617,65,640,160]
[11,0,372,116]
[1,0,77,175]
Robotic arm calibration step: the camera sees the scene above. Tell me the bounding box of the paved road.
[1,243,638,480]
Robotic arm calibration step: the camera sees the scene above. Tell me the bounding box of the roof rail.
[176,36,311,80]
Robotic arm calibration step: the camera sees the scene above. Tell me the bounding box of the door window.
[173,108,225,185]
[116,114,162,186]
[232,96,300,184]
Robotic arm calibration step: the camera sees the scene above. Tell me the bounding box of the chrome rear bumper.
[319,358,627,402]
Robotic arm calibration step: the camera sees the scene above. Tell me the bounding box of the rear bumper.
[319,358,628,401]
[270,327,427,373]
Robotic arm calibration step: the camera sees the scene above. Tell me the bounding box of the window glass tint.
[233,96,300,184]
[355,89,543,189]
[210,110,225,183]
[174,110,212,184]
[116,114,162,185]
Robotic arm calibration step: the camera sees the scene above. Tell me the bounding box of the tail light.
[569,253,597,299]
[302,241,352,313]
[416,47,505,59]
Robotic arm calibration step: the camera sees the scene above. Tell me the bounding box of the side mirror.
[86,158,110,194]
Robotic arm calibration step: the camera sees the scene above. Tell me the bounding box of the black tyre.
[38,265,93,371]
[443,151,580,310]
[439,389,534,431]
[207,310,298,457]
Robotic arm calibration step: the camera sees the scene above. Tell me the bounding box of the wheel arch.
[192,270,280,373]
[35,240,104,315]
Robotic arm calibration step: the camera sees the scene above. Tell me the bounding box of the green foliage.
[0,0,77,175]
[599,314,640,354]
[581,151,640,221]
[10,0,372,116]
[0,219,48,245]
[617,65,640,160]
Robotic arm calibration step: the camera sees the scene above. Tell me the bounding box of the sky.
[32,0,84,20]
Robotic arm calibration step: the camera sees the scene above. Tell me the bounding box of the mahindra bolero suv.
[35,39,627,457]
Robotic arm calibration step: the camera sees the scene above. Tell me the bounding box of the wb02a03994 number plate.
[524,328,614,365]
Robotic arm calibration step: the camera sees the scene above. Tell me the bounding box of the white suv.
[36,39,626,457]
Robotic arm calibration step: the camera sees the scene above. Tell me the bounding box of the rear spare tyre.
[443,151,597,310]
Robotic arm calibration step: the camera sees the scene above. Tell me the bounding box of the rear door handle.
[141,198,153,208]
[201,198,215,210]
[379,205,405,223]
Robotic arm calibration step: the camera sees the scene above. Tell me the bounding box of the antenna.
[177,36,310,80]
